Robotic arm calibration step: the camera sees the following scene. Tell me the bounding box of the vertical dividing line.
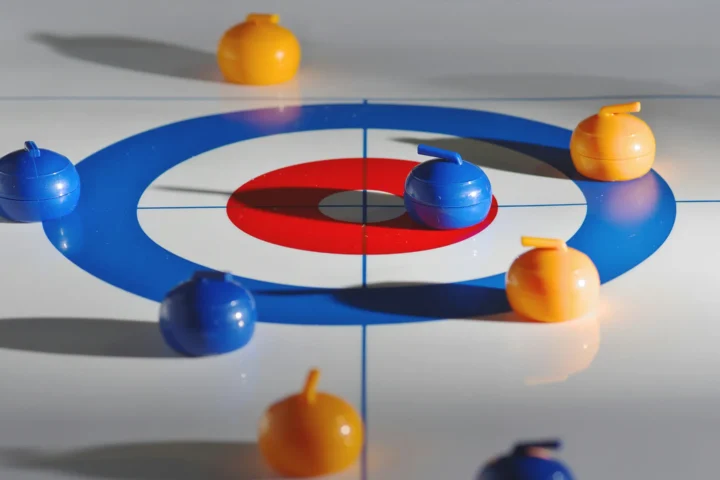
[360,323,368,480]
[360,99,369,480]
[361,99,369,288]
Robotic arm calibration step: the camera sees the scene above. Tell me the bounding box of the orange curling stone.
[217,13,301,86]
[505,237,600,323]
[570,101,656,181]
[258,368,364,477]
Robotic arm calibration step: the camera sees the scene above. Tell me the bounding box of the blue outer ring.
[41,103,676,325]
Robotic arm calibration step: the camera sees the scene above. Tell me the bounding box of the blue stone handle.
[417,144,463,165]
[24,141,41,158]
[513,439,562,455]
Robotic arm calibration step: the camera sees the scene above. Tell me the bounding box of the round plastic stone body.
[404,145,492,229]
[0,141,81,222]
[159,271,257,357]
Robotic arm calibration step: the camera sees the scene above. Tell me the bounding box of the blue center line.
[136,199,720,211]
[360,323,368,480]
[360,98,369,480]
[5,93,720,102]
[137,205,228,210]
[362,121,369,288]
[497,202,587,208]
[137,202,588,210]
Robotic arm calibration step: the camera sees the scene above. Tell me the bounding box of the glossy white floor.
[2,1,720,479]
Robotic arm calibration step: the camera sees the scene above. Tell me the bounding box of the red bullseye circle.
[226,158,498,255]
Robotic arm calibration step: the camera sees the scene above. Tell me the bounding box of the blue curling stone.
[477,440,575,480]
[0,141,81,222]
[403,144,492,230]
[159,271,257,357]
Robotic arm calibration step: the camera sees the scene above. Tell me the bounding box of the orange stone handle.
[521,236,568,252]
[302,368,320,404]
[599,101,641,116]
[246,13,280,24]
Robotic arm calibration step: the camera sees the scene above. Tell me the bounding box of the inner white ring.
[137,129,586,288]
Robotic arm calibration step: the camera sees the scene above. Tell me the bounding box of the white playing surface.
[2,1,720,479]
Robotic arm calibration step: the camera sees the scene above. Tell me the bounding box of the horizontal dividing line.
[0,96,364,102]
[137,204,403,210]
[137,202,589,210]
[137,204,399,210]
[138,200,720,211]
[137,205,228,210]
[498,202,586,208]
[367,94,720,102]
[2,94,720,102]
